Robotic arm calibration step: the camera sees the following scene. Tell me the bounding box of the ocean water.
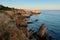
[27,10,60,40]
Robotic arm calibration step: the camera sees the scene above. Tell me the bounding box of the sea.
[27,10,60,40]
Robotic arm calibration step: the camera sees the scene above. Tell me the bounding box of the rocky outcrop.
[31,10,40,14]
[13,13,28,36]
[0,11,28,40]
[28,24,46,40]
[0,5,32,37]
[0,5,32,18]
[37,24,46,37]
[0,5,47,40]
[37,24,46,40]
[4,9,32,18]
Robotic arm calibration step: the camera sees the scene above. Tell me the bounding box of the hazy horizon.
[0,0,60,10]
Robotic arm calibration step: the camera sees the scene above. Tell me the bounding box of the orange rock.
[32,10,40,14]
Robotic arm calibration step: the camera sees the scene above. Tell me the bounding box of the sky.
[0,0,60,10]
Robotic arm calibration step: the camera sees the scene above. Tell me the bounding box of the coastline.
[0,5,46,40]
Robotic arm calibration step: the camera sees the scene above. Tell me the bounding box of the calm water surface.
[27,10,60,40]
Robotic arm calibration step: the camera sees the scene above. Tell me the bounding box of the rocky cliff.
[0,5,46,40]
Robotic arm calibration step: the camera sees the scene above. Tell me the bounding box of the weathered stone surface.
[28,24,47,40]
[13,13,28,37]
[37,24,46,37]
[5,9,32,18]
[13,14,27,27]
[9,27,28,40]
[0,11,28,40]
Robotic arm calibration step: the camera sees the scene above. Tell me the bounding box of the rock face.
[0,11,28,40]
[0,4,32,18]
[5,9,32,18]
[37,24,46,38]
[13,13,28,37]
[0,5,30,37]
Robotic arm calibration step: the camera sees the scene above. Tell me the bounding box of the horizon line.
[1,4,60,10]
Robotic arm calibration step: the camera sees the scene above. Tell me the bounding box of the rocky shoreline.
[0,5,46,40]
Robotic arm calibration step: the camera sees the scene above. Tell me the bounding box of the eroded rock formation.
[0,5,47,40]
[31,10,40,14]
[0,11,28,40]
[29,24,46,40]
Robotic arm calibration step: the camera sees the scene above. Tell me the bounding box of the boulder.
[37,24,46,38]
[29,24,46,40]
